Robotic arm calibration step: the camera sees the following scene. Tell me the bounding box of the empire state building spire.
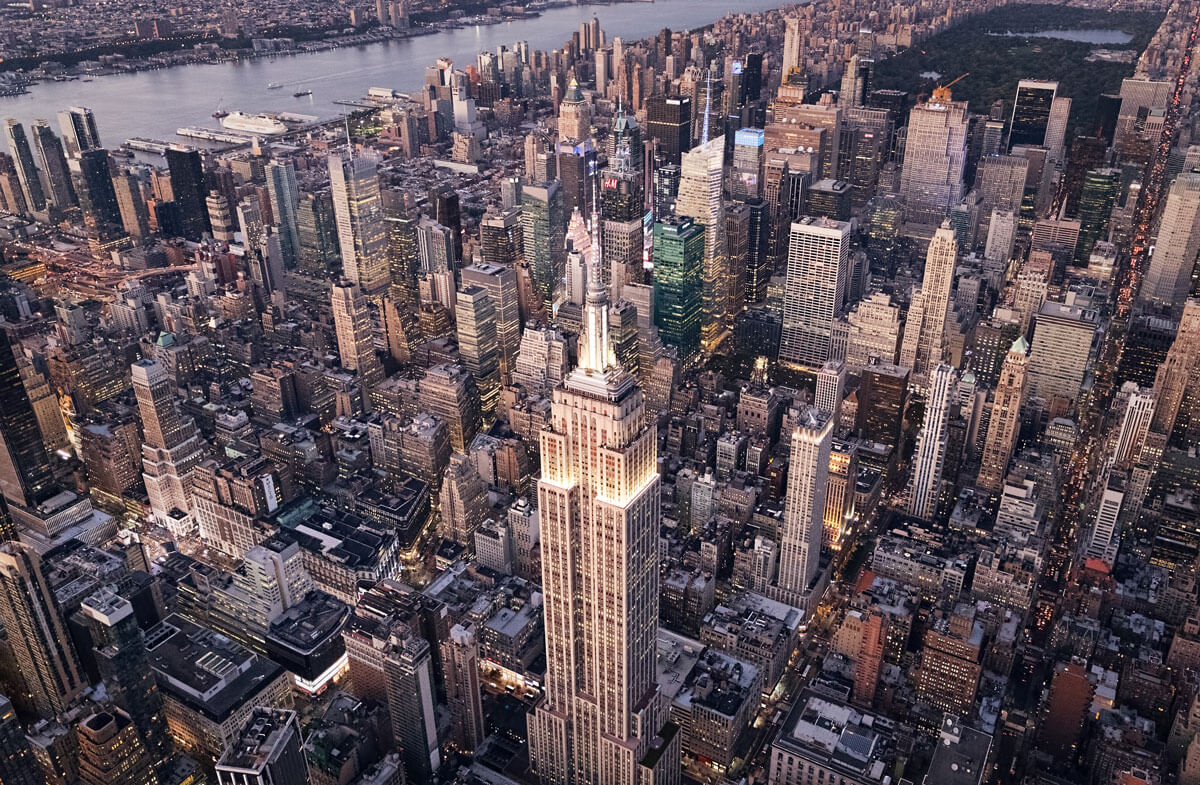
[579,206,614,373]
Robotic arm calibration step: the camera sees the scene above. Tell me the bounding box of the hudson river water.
[0,0,787,145]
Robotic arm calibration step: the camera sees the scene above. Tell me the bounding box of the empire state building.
[528,213,681,785]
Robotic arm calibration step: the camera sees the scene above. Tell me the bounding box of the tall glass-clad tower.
[653,216,704,361]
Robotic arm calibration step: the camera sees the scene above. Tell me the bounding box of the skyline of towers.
[0,6,1192,784]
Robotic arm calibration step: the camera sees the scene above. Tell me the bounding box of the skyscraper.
[600,133,644,300]
[899,87,969,226]
[774,407,833,609]
[266,160,301,269]
[780,217,852,368]
[0,153,27,216]
[1073,167,1120,264]
[77,149,123,231]
[731,128,765,201]
[479,208,523,267]
[651,157,679,215]
[977,337,1029,493]
[4,120,46,213]
[78,586,170,762]
[1142,172,1200,316]
[1045,95,1071,161]
[857,362,910,449]
[165,145,211,240]
[781,16,805,80]
[676,136,728,349]
[429,183,464,264]
[1150,298,1200,441]
[557,77,592,143]
[57,106,101,158]
[645,95,692,166]
[297,189,341,274]
[216,708,310,785]
[0,329,54,512]
[838,55,874,108]
[384,627,440,781]
[331,280,385,395]
[0,541,85,717]
[528,227,680,784]
[419,364,482,453]
[132,358,204,534]
[330,148,390,294]
[1110,382,1155,468]
[815,359,846,421]
[898,222,958,378]
[456,286,501,421]
[653,216,704,361]
[443,622,486,751]
[0,695,38,785]
[31,120,76,209]
[521,180,566,312]
[416,216,456,309]
[207,192,236,244]
[1009,80,1057,149]
[113,172,150,239]
[462,263,521,384]
[1027,299,1098,406]
[77,709,159,785]
[908,364,955,520]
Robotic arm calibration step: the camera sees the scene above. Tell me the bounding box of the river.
[0,0,787,146]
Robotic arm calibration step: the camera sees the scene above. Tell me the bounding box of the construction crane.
[932,72,969,102]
